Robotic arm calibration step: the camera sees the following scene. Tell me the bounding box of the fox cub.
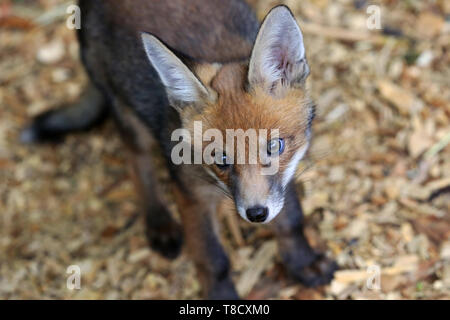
[23,0,337,299]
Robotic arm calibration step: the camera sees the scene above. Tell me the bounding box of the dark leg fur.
[21,83,108,143]
[130,153,183,259]
[173,183,239,299]
[113,95,184,260]
[272,182,337,287]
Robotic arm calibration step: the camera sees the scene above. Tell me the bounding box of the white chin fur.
[236,206,249,222]
[264,196,284,223]
[282,143,309,187]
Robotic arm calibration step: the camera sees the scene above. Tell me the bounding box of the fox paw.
[146,220,183,260]
[207,280,240,300]
[289,254,338,287]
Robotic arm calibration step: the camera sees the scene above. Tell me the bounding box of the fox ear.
[141,33,209,108]
[248,6,309,93]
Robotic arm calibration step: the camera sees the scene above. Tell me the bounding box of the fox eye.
[267,138,285,156]
[215,153,230,170]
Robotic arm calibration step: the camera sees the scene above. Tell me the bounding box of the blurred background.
[0,0,449,299]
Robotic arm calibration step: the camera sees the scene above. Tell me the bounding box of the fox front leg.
[130,152,183,259]
[173,183,239,299]
[272,181,338,287]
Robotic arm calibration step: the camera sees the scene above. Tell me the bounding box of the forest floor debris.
[0,0,449,299]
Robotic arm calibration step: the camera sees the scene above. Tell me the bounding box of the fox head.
[142,6,314,223]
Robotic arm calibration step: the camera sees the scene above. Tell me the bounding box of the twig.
[236,241,277,297]
[299,21,385,44]
[424,132,450,159]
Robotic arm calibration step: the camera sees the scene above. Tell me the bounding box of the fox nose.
[246,206,268,223]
